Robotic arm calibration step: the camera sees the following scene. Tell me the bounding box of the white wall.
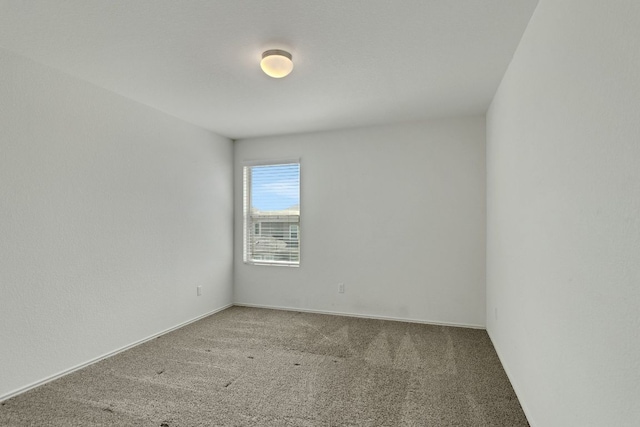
[0,50,234,399]
[234,117,486,327]
[487,1,640,426]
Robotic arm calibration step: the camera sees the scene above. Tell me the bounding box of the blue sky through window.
[251,163,300,211]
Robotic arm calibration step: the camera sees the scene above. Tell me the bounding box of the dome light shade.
[260,50,293,78]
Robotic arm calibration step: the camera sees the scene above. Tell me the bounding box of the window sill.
[244,261,300,268]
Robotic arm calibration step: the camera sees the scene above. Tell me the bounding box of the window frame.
[242,158,301,267]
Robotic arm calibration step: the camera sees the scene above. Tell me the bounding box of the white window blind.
[243,161,300,266]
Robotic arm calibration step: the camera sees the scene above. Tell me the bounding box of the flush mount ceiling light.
[260,49,293,78]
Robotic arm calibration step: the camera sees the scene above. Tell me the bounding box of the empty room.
[1,1,638,426]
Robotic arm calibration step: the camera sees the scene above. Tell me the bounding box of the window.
[289,224,299,242]
[243,161,300,266]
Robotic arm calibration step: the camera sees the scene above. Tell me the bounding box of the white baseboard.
[1,303,483,403]
[487,329,536,427]
[0,304,233,403]
[233,302,485,329]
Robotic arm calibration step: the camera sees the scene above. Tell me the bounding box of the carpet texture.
[0,307,529,426]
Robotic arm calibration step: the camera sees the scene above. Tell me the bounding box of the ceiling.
[0,0,538,140]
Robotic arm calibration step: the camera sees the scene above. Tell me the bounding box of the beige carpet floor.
[0,306,528,426]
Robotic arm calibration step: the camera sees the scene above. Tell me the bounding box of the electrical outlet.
[338,283,345,293]
[197,286,202,296]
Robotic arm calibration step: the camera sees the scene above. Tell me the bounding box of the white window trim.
[243,158,301,267]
